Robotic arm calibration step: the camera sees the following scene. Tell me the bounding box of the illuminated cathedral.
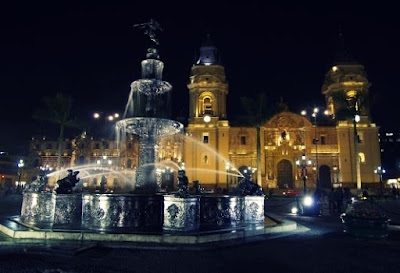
[30,38,381,192]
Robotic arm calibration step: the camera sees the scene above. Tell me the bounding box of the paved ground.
[0,194,400,273]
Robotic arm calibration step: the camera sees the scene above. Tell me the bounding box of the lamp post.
[301,108,329,189]
[96,155,112,193]
[374,166,386,196]
[346,91,362,190]
[296,154,312,195]
[354,113,361,190]
[311,108,320,188]
[93,112,120,121]
[17,159,24,193]
[97,155,112,168]
[93,111,120,137]
[159,166,173,191]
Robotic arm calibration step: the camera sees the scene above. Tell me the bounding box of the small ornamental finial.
[133,18,163,45]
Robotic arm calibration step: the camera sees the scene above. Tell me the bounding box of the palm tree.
[33,92,81,171]
[238,92,274,186]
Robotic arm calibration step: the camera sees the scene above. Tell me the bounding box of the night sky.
[1,2,399,154]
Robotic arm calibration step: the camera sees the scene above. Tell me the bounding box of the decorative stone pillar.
[243,195,265,224]
[163,195,200,232]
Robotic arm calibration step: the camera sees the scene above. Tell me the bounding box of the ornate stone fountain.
[18,19,265,236]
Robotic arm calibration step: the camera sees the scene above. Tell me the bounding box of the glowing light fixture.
[203,115,211,123]
[303,196,314,207]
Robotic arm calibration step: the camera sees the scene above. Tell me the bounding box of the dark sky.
[1,2,399,154]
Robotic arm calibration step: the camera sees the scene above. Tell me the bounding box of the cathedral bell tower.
[187,34,229,124]
[321,31,380,189]
[321,32,371,122]
[185,35,230,188]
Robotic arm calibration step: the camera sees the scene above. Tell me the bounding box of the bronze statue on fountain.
[235,177,264,196]
[23,169,50,193]
[55,169,80,194]
[176,170,190,197]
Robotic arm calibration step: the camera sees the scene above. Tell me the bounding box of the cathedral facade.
[30,40,381,192]
[184,41,381,191]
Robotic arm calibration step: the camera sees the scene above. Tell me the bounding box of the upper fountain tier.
[122,47,174,119]
[116,35,183,192]
[130,48,172,96]
[116,117,183,138]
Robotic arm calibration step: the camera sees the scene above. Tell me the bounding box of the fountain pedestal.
[163,195,200,232]
[243,196,265,224]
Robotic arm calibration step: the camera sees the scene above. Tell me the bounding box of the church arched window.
[203,97,213,115]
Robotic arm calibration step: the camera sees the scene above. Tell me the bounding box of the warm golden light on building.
[30,37,382,194]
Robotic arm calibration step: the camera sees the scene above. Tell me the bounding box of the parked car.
[282,189,301,197]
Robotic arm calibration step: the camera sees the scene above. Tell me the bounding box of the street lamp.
[92,111,120,137]
[17,159,24,193]
[346,91,362,190]
[302,107,330,189]
[97,155,112,168]
[374,166,386,196]
[296,154,312,195]
[93,112,120,120]
[159,166,174,191]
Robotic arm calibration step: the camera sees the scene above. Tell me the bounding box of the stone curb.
[0,218,299,249]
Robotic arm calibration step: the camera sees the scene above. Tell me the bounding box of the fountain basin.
[200,194,244,230]
[20,192,56,228]
[163,195,200,232]
[82,193,163,232]
[54,194,82,229]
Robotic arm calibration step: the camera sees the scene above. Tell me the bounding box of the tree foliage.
[237,92,275,127]
[33,91,82,170]
[33,92,81,129]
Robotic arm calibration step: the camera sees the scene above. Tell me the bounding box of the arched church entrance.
[277,159,293,189]
[319,165,332,189]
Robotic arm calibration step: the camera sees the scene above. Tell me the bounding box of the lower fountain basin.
[82,193,163,232]
[19,192,265,233]
[200,194,244,230]
[20,192,56,228]
[54,194,82,229]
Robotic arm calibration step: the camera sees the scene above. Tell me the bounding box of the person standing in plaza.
[328,188,336,213]
[335,187,344,213]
